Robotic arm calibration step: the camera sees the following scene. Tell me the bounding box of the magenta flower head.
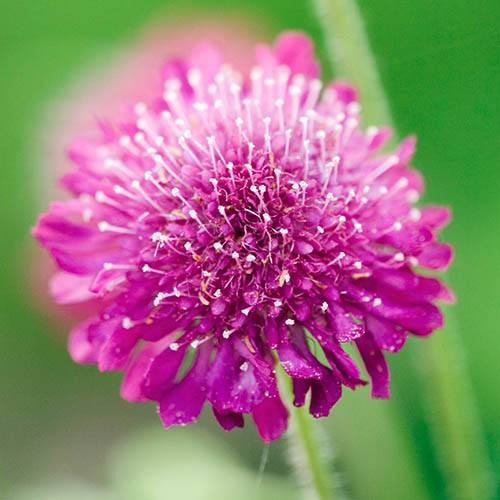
[33,32,453,442]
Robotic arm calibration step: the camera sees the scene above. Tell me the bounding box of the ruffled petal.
[97,326,139,371]
[366,314,407,352]
[327,304,364,342]
[252,393,289,442]
[277,340,322,379]
[213,408,245,431]
[142,343,187,401]
[373,268,453,303]
[50,272,95,304]
[158,346,210,427]
[417,242,453,270]
[255,31,319,78]
[292,378,311,407]
[68,318,98,364]
[274,32,319,77]
[419,206,451,230]
[120,339,171,402]
[355,334,390,398]
[309,367,342,418]
[344,283,443,336]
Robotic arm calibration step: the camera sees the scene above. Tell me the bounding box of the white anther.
[279,228,289,236]
[173,287,181,298]
[353,261,363,269]
[169,342,180,351]
[171,187,180,197]
[393,221,403,231]
[95,191,106,202]
[394,252,405,262]
[82,208,92,222]
[213,242,223,252]
[222,329,233,339]
[373,298,382,307]
[408,190,419,203]
[231,251,240,259]
[240,361,249,372]
[217,205,226,215]
[410,208,421,221]
[246,254,256,263]
[214,289,222,298]
[321,302,329,313]
[408,256,419,266]
[184,241,192,251]
[279,269,291,285]
[353,221,363,232]
[317,225,325,234]
[263,213,271,223]
[151,232,167,243]
[241,307,252,316]
[285,318,295,326]
[274,299,283,307]
[122,317,133,329]
[154,292,168,307]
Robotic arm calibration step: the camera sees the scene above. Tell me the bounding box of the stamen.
[98,221,136,235]
[131,180,163,212]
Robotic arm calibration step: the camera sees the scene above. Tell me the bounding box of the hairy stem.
[278,368,341,500]
[312,0,393,126]
[417,306,494,499]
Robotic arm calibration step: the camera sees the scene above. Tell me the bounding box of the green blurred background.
[1,1,499,499]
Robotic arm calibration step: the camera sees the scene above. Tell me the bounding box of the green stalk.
[416,306,494,499]
[312,0,393,127]
[312,1,494,498]
[278,367,340,500]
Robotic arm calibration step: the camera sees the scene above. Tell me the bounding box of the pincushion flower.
[33,32,453,442]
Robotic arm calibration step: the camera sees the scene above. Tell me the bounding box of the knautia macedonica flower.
[33,32,453,441]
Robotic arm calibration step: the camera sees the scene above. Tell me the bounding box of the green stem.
[312,1,494,498]
[278,368,339,500]
[417,305,494,499]
[312,0,393,127]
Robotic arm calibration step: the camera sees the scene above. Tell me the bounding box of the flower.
[33,32,453,442]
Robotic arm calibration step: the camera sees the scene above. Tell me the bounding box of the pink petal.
[252,394,289,442]
[158,346,210,428]
[50,271,95,304]
[355,334,390,398]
